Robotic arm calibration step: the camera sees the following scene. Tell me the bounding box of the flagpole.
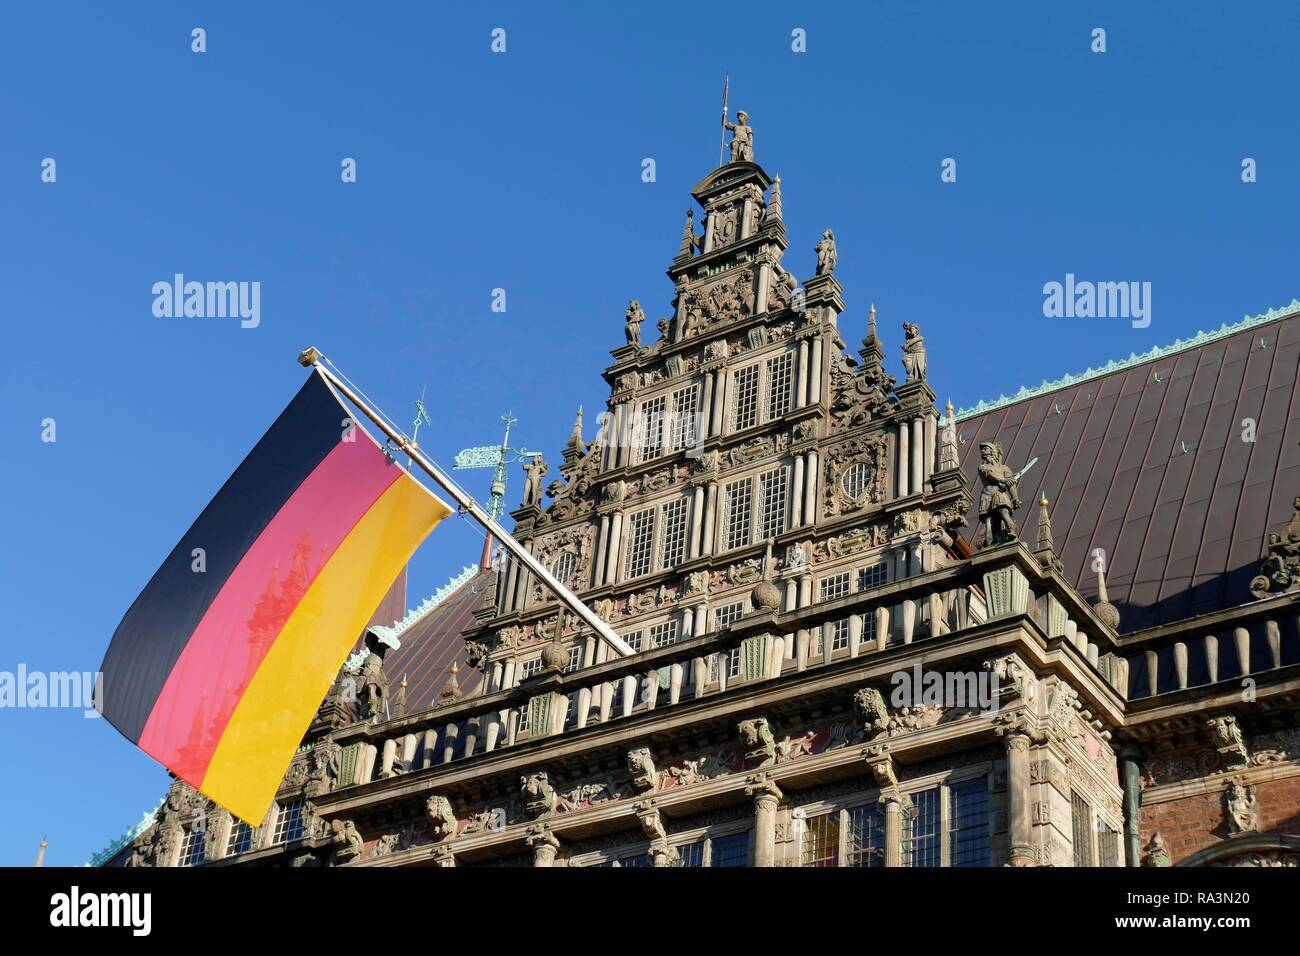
[298,347,634,658]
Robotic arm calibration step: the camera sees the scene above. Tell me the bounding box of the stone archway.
[1178,834,1300,867]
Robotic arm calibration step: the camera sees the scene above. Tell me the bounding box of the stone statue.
[976,441,1021,547]
[938,400,960,472]
[1250,495,1300,598]
[738,717,776,768]
[1226,779,1260,834]
[521,455,548,508]
[426,795,457,842]
[901,322,927,381]
[357,649,387,722]
[1141,831,1170,867]
[724,110,754,163]
[667,757,709,787]
[305,744,339,797]
[520,772,556,818]
[775,731,817,762]
[624,299,644,347]
[815,229,837,275]
[854,686,890,737]
[329,819,363,864]
[627,747,659,793]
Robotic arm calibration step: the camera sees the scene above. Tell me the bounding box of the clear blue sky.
[2,1,1297,865]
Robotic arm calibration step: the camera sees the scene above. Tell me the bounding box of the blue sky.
[2,1,1298,865]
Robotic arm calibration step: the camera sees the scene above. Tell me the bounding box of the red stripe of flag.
[136,437,403,782]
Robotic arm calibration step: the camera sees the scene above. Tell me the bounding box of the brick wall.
[1140,773,1300,863]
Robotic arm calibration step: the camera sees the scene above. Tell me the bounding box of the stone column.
[809,337,824,405]
[700,371,715,439]
[745,776,784,867]
[711,370,726,437]
[880,792,907,867]
[911,418,924,492]
[526,827,560,867]
[803,450,818,524]
[997,717,1037,867]
[719,368,733,435]
[897,423,910,498]
[594,515,611,586]
[755,261,771,315]
[791,453,805,527]
[924,413,936,480]
[689,485,706,558]
[503,554,520,613]
[702,482,719,555]
[797,339,810,408]
[604,511,624,583]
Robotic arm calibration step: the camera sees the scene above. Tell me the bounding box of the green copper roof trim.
[86,799,163,867]
[952,299,1300,422]
[393,564,479,637]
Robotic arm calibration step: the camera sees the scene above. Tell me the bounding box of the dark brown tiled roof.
[956,311,1300,632]
[380,569,491,709]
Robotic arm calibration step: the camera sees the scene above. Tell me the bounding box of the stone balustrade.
[331,543,1126,788]
[1115,591,1300,701]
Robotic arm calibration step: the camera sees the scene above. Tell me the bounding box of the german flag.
[99,370,451,824]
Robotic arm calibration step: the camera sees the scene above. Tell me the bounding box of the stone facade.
[110,116,1300,870]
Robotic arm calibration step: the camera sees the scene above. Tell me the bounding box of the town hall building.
[99,114,1300,869]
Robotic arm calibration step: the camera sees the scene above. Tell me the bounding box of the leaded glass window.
[765,352,793,420]
[272,800,304,845]
[724,478,752,550]
[758,467,787,540]
[226,820,254,856]
[659,498,689,570]
[670,384,700,452]
[638,395,665,462]
[624,508,656,579]
[949,778,991,867]
[732,364,760,431]
[1071,792,1094,867]
[902,787,940,867]
[178,827,206,867]
[801,812,840,867]
[846,803,885,867]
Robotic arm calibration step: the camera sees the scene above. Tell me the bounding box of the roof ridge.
[391,564,480,637]
[952,298,1300,422]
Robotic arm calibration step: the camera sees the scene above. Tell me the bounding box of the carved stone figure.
[854,686,890,737]
[356,649,388,722]
[938,401,960,471]
[305,744,340,798]
[784,541,808,571]
[815,229,837,275]
[900,322,927,381]
[724,110,754,163]
[520,772,556,818]
[738,717,776,768]
[1226,779,1260,834]
[627,747,659,792]
[667,757,709,787]
[427,795,457,842]
[521,455,548,508]
[1141,832,1170,867]
[976,441,1021,547]
[775,731,817,762]
[329,819,363,864]
[1250,496,1300,598]
[624,299,644,347]
[1207,714,1249,769]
